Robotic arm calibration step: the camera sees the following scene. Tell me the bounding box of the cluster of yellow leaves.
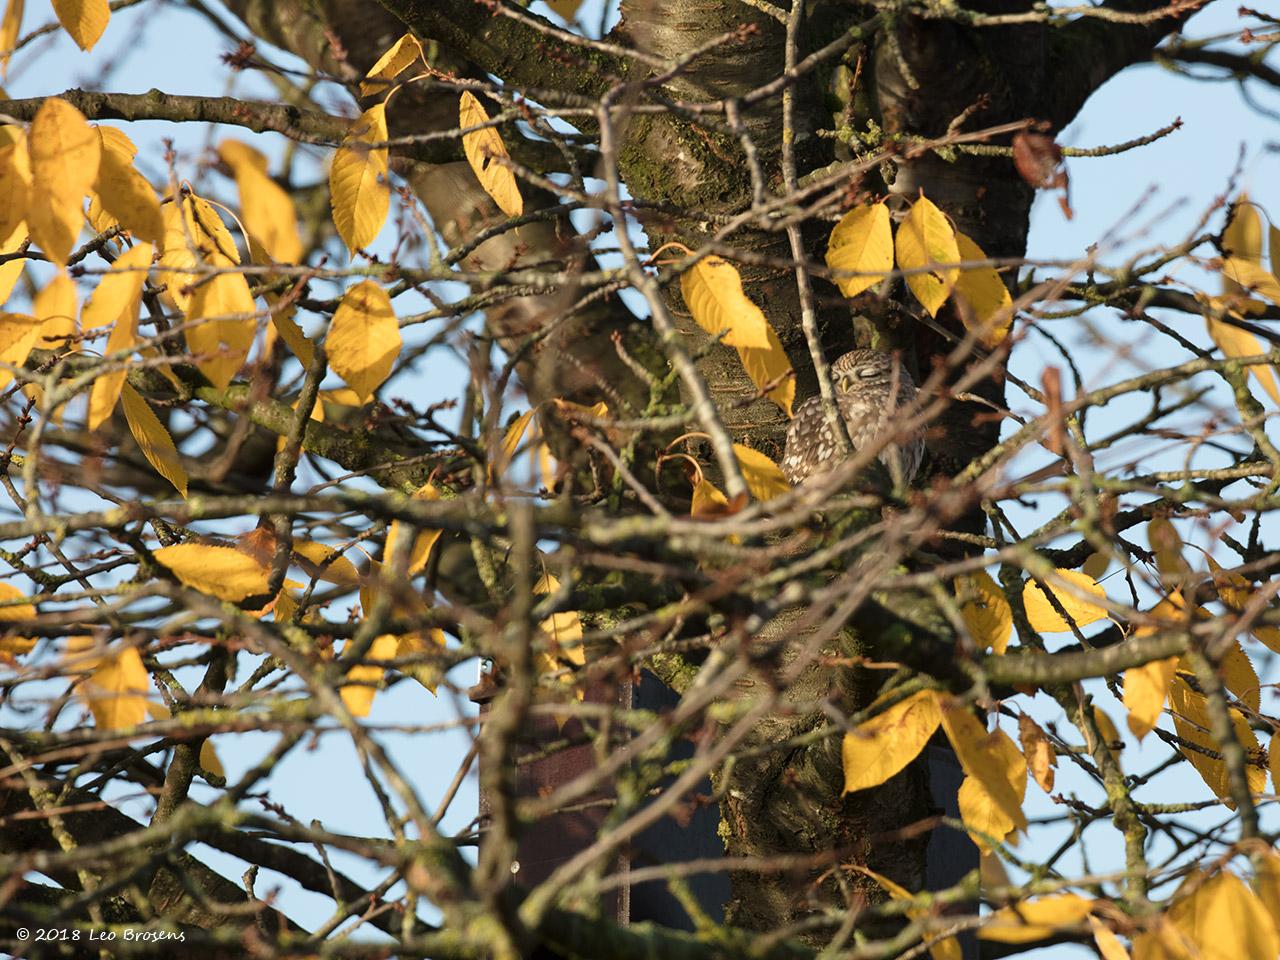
[954,566,1108,654]
[826,194,1012,346]
[841,691,1027,848]
[1204,195,1280,406]
[670,245,794,417]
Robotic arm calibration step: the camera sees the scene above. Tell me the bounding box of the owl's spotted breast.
[781,350,924,487]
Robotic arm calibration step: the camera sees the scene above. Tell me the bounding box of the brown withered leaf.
[1012,132,1072,220]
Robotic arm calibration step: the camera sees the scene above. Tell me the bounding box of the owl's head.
[830,349,912,392]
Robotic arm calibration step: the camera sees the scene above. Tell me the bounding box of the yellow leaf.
[51,0,108,51]
[546,0,585,19]
[494,408,536,479]
[1219,640,1260,713]
[1146,516,1189,582]
[958,726,1026,850]
[825,202,893,298]
[736,322,794,417]
[92,126,163,243]
[292,542,360,587]
[84,242,150,430]
[535,571,584,662]
[0,0,22,76]
[1271,736,1280,794]
[732,443,790,500]
[939,699,1028,833]
[26,96,100,265]
[270,308,315,368]
[956,569,1012,655]
[690,474,730,517]
[186,269,257,390]
[0,580,35,656]
[1168,870,1280,960]
[1092,705,1122,761]
[1124,655,1177,740]
[360,33,423,96]
[77,642,149,729]
[0,221,24,306]
[1168,676,1266,803]
[327,279,401,402]
[1222,257,1280,305]
[199,739,224,778]
[1018,713,1056,793]
[679,254,770,350]
[459,90,523,219]
[953,232,1012,346]
[978,894,1095,943]
[1023,569,1107,633]
[330,102,389,253]
[1255,849,1280,921]
[1089,917,1132,960]
[33,270,77,348]
[219,140,303,264]
[396,627,446,694]
[119,383,187,497]
[1206,294,1280,407]
[0,131,30,240]
[858,866,962,960]
[894,194,959,318]
[1271,223,1280,281]
[339,632,399,717]
[154,543,271,602]
[1223,196,1262,266]
[842,689,941,794]
[0,313,44,390]
[385,482,442,576]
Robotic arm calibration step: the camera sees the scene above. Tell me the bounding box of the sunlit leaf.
[84,242,150,430]
[1168,870,1280,960]
[826,202,893,299]
[0,313,44,390]
[0,130,30,240]
[894,194,959,318]
[733,443,790,500]
[339,633,399,717]
[0,0,22,76]
[1022,569,1107,633]
[938,698,1028,834]
[326,279,400,402]
[1089,916,1132,960]
[186,269,257,390]
[1018,713,1056,793]
[978,894,1094,943]
[858,866,961,960]
[956,569,1012,655]
[680,254,770,350]
[92,126,163,243]
[361,33,423,96]
[154,543,272,602]
[1168,676,1266,803]
[385,482,442,576]
[292,542,360,588]
[219,139,303,264]
[842,690,941,794]
[1124,654,1177,741]
[737,322,794,417]
[459,90,523,219]
[26,96,99,265]
[957,726,1026,850]
[119,383,187,497]
[330,102,390,253]
[51,0,108,51]
[66,637,149,730]
[953,232,1012,346]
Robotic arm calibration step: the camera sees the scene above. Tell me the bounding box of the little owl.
[781,349,924,488]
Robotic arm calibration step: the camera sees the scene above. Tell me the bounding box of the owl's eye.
[856,366,881,379]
